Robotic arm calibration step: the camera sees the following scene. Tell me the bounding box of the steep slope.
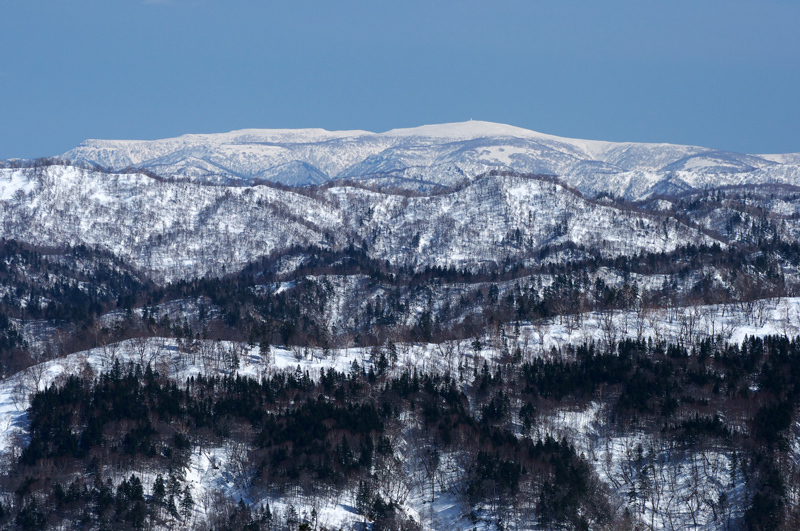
[0,166,345,282]
[62,121,800,199]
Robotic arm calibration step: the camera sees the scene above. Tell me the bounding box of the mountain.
[62,121,800,199]
[3,128,800,531]
[0,165,717,282]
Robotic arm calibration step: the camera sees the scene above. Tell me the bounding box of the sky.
[1,0,799,159]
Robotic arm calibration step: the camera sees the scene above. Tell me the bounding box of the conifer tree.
[180,485,194,521]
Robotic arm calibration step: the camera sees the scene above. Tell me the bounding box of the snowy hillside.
[2,298,800,531]
[0,165,718,282]
[62,121,800,199]
[2,125,800,530]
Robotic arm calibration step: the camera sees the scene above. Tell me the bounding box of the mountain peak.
[379,120,547,140]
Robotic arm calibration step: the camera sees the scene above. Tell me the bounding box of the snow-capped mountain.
[62,121,800,199]
[4,125,800,531]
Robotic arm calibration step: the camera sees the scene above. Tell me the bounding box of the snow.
[379,120,557,141]
[477,145,531,165]
[0,171,36,200]
[2,297,800,529]
[59,121,800,200]
[0,166,722,282]
[758,152,800,165]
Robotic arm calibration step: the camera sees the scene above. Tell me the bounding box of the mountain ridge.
[0,164,719,282]
[63,121,800,199]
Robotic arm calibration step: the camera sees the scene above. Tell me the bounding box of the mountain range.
[63,121,800,199]
[2,124,800,531]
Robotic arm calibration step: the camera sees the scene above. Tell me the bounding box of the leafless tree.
[533,318,549,357]
[599,309,617,352]
[779,299,797,338]
[131,336,154,368]
[25,361,48,395]
[677,303,701,344]
[646,306,664,344]
[717,305,738,344]
[100,340,120,369]
[374,452,410,505]
[434,341,456,375]
[752,298,770,328]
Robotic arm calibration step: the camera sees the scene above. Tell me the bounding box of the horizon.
[3,1,799,159]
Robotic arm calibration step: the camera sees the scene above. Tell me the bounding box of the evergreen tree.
[152,474,166,506]
[180,485,194,521]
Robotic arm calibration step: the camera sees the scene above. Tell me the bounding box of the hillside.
[0,165,718,282]
[1,131,800,530]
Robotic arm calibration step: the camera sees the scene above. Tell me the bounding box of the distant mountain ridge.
[62,121,800,199]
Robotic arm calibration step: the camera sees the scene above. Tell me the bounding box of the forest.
[1,162,800,529]
[2,333,799,530]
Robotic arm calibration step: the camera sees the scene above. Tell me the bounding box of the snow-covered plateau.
[62,121,800,200]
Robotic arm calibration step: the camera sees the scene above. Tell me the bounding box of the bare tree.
[419,446,440,503]
[25,361,48,395]
[752,298,770,328]
[677,303,701,344]
[717,304,738,344]
[434,341,456,375]
[599,309,617,351]
[100,340,120,369]
[533,318,549,357]
[634,303,648,342]
[130,336,153,368]
[518,327,533,364]
[779,299,797,338]
[641,306,663,345]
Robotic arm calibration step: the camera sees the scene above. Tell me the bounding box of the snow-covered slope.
[62,121,800,199]
[3,297,799,531]
[0,165,718,282]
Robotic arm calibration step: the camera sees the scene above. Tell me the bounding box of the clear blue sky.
[2,0,799,159]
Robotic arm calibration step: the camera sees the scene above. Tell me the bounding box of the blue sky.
[2,0,799,158]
